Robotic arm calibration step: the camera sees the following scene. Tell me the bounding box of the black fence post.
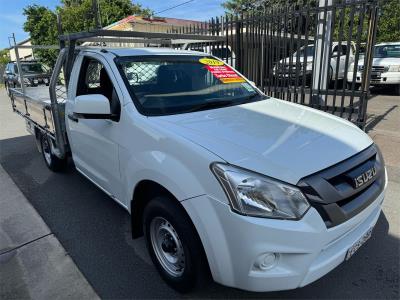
[358,3,379,129]
[235,15,241,71]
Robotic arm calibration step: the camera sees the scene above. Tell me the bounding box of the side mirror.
[5,71,11,75]
[72,94,116,120]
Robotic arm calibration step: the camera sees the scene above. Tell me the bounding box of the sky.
[0,0,225,49]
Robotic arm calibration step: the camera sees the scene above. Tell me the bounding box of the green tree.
[376,0,400,43]
[1,49,10,84]
[0,49,10,66]
[222,0,399,43]
[59,0,152,33]
[23,0,152,66]
[23,5,58,67]
[221,0,305,15]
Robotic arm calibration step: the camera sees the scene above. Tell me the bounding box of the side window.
[122,61,160,86]
[341,45,348,55]
[14,65,18,74]
[332,45,348,56]
[76,57,121,118]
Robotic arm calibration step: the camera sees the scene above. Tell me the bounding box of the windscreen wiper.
[185,100,234,113]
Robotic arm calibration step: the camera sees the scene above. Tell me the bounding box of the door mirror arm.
[73,112,119,121]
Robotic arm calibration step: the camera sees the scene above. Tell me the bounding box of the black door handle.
[68,113,79,123]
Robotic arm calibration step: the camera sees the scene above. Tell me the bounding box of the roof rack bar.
[83,37,172,44]
[14,45,60,49]
[59,29,225,42]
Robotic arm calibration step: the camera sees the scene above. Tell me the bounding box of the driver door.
[66,54,124,202]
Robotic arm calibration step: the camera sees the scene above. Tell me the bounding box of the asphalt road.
[0,88,398,299]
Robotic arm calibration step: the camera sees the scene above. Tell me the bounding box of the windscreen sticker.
[199,58,224,66]
[205,65,246,83]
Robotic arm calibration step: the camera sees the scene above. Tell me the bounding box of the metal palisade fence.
[169,0,379,128]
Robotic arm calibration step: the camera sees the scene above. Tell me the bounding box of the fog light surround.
[254,253,279,271]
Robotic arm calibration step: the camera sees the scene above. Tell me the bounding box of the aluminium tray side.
[9,86,66,136]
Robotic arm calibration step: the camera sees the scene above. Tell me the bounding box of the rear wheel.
[143,196,209,293]
[40,134,67,172]
[5,82,10,96]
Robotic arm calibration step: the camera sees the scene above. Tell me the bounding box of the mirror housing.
[73,94,116,120]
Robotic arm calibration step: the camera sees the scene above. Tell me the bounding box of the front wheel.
[40,134,67,172]
[347,82,361,91]
[143,196,209,293]
[394,84,400,96]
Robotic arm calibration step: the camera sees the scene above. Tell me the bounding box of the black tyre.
[394,85,400,96]
[143,196,209,293]
[40,134,67,172]
[347,82,361,91]
[328,67,334,88]
[5,82,10,97]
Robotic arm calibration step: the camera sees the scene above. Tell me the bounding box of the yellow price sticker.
[199,58,224,66]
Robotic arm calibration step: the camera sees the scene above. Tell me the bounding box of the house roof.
[7,37,31,50]
[105,15,202,30]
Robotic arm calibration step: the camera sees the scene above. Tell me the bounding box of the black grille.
[297,144,385,228]
[372,66,386,72]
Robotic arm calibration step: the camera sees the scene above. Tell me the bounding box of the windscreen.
[295,45,315,57]
[117,56,263,115]
[374,45,400,58]
[21,63,46,74]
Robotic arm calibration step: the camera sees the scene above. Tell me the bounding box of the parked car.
[274,42,356,85]
[347,42,400,94]
[3,61,50,93]
[174,40,236,67]
[8,46,387,293]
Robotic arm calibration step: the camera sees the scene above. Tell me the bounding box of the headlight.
[306,62,313,71]
[211,163,310,219]
[23,78,30,84]
[388,65,400,72]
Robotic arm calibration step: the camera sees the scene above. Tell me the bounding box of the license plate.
[345,227,373,260]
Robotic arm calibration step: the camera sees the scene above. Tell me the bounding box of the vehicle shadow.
[0,135,398,299]
[370,85,399,96]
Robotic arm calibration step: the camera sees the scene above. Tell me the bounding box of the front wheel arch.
[131,180,178,239]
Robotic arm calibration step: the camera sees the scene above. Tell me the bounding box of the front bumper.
[348,71,400,85]
[182,189,385,292]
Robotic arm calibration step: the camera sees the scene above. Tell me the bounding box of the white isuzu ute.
[8,46,387,293]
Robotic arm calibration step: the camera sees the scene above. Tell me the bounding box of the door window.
[76,57,121,118]
[332,45,348,56]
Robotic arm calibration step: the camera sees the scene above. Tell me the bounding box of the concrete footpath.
[0,89,99,300]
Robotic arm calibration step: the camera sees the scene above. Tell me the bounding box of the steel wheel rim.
[42,138,52,165]
[149,216,185,277]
